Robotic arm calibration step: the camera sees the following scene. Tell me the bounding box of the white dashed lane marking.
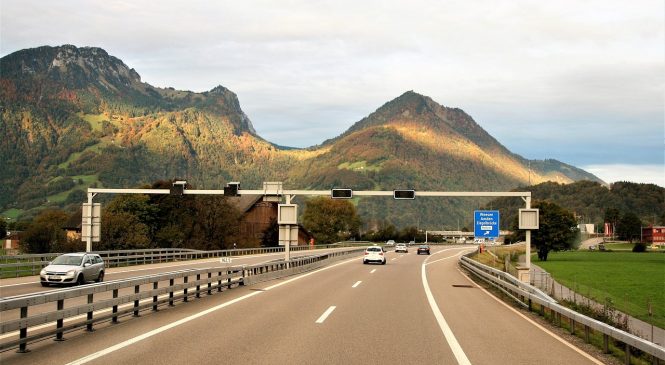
[315,306,337,324]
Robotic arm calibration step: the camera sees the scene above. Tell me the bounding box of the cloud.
[582,164,665,187]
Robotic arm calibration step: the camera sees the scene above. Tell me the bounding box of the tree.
[147,180,240,250]
[511,201,578,261]
[302,197,361,244]
[0,217,6,238]
[187,195,240,250]
[20,210,69,253]
[100,211,152,250]
[616,212,642,242]
[604,208,621,227]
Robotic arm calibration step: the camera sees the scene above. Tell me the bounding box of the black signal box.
[331,189,353,199]
[393,189,415,200]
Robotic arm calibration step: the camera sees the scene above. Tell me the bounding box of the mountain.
[1,45,603,227]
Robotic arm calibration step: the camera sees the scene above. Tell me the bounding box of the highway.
[0,246,605,365]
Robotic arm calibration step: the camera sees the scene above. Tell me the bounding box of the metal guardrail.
[459,255,665,363]
[0,247,365,352]
[0,245,346,278]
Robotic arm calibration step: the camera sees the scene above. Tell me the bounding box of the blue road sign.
[474,210,500,238]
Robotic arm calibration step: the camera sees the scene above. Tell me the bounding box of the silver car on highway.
[40,253,105,286]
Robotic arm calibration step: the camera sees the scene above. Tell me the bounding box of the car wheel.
[381,260,386,265]
[96,271,104,283]
[41,282,49,287]
[76,274,85,286]
[363,260,367,264]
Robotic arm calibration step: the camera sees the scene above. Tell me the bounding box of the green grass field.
[58,140,110,168]
[1,208,23,220]
[536,251,665,329]
[46,174,101,203]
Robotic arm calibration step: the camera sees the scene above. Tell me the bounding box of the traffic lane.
[0,247,359,298]
[425,253,602,365]
[0,248,364,327]
[42,249,454,364]
[11,255,371,365]
[0,276,264,365]
[317,246,462,364]
[1,254,367,364]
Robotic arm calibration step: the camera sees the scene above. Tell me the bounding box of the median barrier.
[0,247,365,353]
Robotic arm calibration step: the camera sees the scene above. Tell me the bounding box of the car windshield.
[51,255,83,266]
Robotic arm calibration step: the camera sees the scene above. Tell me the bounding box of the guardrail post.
[55,299,65,341]
[183,276,189,302]
[133,285,140,317]
[169,278,175,306]
[86,293,94,332]
[603,334,609,353]
[228,270,233,287]
[625,344,630,365]
[217,271,222,292]
[239,268,245,286]
[152,282,159,311]
[16,306,29,353]
[207,272,212,295]
[570,317,575,334]
[112,289,119,323]
[196,274,201,298]
[584,325,590,343]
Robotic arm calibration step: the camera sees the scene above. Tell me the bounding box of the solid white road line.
[65,256,359,365]
[421,248,472,365]
[352,281,362,288]
[370,269,376,274]
[455,268,604,365]
[315,306,337,324]
[65,291,263,365]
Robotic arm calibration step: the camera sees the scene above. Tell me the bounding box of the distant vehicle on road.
[395,243,408,253]
[417,245,431,255]
[385,240,395,246]
[408,240,415,246]
[40,253,105,286]
[363,246,386,265]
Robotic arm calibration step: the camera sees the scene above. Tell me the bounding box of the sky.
[1,0,663,186]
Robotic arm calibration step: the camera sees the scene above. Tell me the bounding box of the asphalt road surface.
[0,246,605,365]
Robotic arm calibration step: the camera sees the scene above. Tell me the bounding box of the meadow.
[536,251,665,329]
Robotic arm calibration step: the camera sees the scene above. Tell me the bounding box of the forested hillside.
[2,45,605,228]
[484,181,664,230]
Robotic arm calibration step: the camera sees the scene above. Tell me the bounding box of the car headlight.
[66,269,76,277]
[40,269,46,276]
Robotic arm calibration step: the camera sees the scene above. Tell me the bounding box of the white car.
[40,253,105,286]
[395,244,408,253]
[363,246,386,265]
[385,240,395,246]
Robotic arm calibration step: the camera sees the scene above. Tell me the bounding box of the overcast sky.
[1,0,663,186]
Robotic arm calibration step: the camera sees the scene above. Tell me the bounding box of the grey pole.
[86,192,94,252]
